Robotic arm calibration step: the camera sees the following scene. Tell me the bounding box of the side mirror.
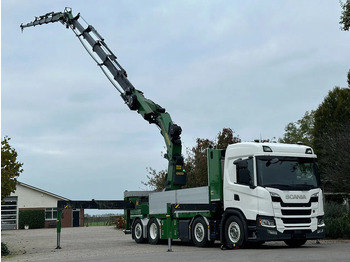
[239,169,251,185]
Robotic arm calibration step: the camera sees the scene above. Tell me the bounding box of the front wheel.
[284,239,307,248]
[132,219,145,244]
[224,216,245,248]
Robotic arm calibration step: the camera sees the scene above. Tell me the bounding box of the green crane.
[20,8,186,190]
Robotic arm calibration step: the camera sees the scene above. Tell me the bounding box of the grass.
[86,221,109,226]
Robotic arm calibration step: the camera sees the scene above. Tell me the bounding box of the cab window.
[235,158,254,186]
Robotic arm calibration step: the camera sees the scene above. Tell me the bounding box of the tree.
[279,111,315,146]
[184,138,214,188]
[313,87,350,193]
[340,0,350,106]
[142,128,240,191]
[216,128,241,149]
[1,137,23,201]
[340,0,350,31]
[142,167,167,192]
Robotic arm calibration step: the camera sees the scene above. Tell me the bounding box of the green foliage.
[19,210,45,229]
[340,0,350,31]
[1,242,10,256]
[324,201,350,238]
[279,111,315,146]
[1,137,23,201]
[314,87,350,135]
[313,87,350,193]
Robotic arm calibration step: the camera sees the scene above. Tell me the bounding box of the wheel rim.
[135,223,142,239]
[194,222,205,243]
[149,222,158,240]
[228,222,240,243]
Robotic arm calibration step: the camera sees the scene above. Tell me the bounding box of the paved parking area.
[2,226,349,262]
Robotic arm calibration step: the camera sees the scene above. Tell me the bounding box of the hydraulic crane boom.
[21,7,186,190]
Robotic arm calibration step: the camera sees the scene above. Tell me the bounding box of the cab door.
[224,157,258,220]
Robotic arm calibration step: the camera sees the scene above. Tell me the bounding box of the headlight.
[270,192,280,198]
[311,192,319,198]
[317,216,325,227]
[311,192,319,203]
[270,192,281,202]
[258,217,276,228]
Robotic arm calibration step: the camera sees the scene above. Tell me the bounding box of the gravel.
[1,226,191,261]
[2,226,350,262]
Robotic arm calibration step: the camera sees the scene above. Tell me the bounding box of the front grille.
[282,218,311,224]
[281,209,311,216]
[281,202,311,208]
[271,195,317,228]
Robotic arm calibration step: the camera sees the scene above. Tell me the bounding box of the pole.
[166,204,172,252]
[168,238,172,252]
[56,209,62,249]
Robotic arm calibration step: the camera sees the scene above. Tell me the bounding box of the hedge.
[19,210,45,229]
[324,202,350,239]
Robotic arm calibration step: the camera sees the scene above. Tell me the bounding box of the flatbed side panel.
[177,187,209,203]
[149,187,209,215]
[149,191,176,215]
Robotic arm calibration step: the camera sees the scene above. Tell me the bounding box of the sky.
[2,1,349,214]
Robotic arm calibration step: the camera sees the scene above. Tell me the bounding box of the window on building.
[45,208,57,220]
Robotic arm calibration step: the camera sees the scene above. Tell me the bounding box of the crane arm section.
[21,8,186,190]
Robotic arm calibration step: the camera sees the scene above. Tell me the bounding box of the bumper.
[253,226,325,242]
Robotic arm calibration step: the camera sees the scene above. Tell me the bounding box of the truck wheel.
[132,219,145,243]
[224,216,245,248]
[147,218,160,245]
[192,217,209,247]
[284,239,307,248]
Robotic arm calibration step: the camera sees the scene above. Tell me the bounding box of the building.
[1,182,84,230]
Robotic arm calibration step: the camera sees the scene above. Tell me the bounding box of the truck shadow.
[155,240,323,250]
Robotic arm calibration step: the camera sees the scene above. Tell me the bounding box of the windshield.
[256,156,319,190]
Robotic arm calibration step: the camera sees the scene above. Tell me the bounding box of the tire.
[224,216,245,248]
[147,218,160,245]
[192,217,209,247]
[284,239,307,248]
[132,219,145,244]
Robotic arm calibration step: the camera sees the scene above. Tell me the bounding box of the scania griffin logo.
[286,194,306,200]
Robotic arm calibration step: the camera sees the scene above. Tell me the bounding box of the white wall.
[12,184,59,209]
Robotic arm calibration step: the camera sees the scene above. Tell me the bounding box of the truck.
[21,8,325,249]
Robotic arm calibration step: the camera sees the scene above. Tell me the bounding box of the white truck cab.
[223,142,325,246]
